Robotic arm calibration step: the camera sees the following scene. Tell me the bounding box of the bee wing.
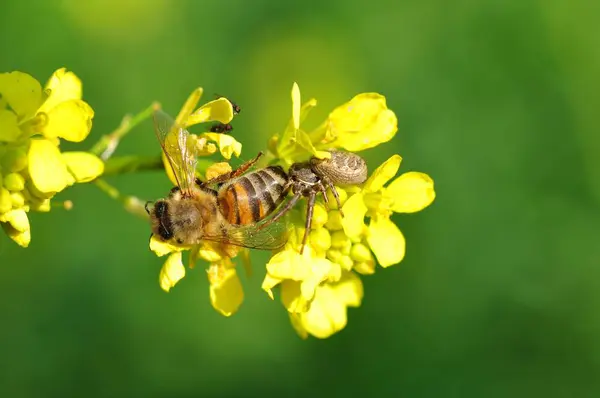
[203,220,291,251]
[153,108,197,195]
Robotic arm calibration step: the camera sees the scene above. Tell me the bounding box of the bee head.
[148,199,174,241]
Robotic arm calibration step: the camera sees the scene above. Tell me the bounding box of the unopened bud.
[4,173,25,191]
[10,192,25,208]
[325,210,343,231]
[0,188,11,213]
[327,249,342,263]
[330,230,349,249]
[1,148,28,172]
[338,255,354,271]
[309,203,328,228]
[350,243,373,263]
[354,261,376,275]
[326,187,348,209]
[309,228,331,252]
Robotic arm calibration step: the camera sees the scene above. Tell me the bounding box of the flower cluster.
[0,68,104,247]
[151,83,435,338]
[148,88,249,316]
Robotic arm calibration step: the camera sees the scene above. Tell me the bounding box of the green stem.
[94,178,149,220]
[102,155,164,176]
[90,102,159,159]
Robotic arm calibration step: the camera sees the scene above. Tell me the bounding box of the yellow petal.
[159,252,186,292]
[266,249,309,280]
[367,216,405,267]
[205,162,232,180]
[0,71,43,119]
[331,271,363,307]
[208,266,244,317]
[261,273,282,300]
[288,313,309,339]
[363,154,401,192]
[296,130,332,160]
[28,139,74,193]
[386,172,435,213]
[149,235,185,257]
[42,99,94,142]
[62,152,104,182]
[1,221,31,247]
[277,82,317,156]
[341,193,367,238]
[197,243,224,262]
[281,280,311,313]
[0,209,29,232]
[38,68,83,113]
[326,93,398,151]
[292,82,301,130]
[0,109,21,142]
[175,87,203,126]
[187,97,233,127]
[198,132,242,160]
[298,285,347,339]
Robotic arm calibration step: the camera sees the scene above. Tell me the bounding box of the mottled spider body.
[262,150,368,253]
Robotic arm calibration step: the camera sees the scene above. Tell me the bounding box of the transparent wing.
[203,219,291,251]
[153,108,197,195]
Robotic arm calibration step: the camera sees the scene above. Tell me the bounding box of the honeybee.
[146,107,368,254]
[145,107,290,252]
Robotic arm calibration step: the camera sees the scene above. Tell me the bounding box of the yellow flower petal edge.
[386,171,436,213]
[28,138,74,194]
[199,132,242,160]
[62,152,104,183]
[208,266,244,317]
[363,154,401,192]
[1,221,31,248]
[367,216,406,267]
[0,109,22,142]
[0,71,43,119]
[187,98,234,127]
[159,252,186,292]
[38,67,83,113]
[42,99,94,142]
[341,192,368,238]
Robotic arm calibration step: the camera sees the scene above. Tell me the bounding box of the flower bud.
[350,243,373,263]
[327,249,342,263]
[10,192,25,208]
[309,228,331,252]
[330,230,349,249]
[325,210,343,231]
[4,173,25,191]
[338,255,354,271]
[309,203,328,228]
[354,261,376,275]
[326,187,348,209]
[0,188,11,213]
[1,148,28,172]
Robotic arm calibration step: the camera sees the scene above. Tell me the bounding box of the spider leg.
[300,191,317,254]
[257,190,302,230]
[326,180,344,217]
[318,181,330,211]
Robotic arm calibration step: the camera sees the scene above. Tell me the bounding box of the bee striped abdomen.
[218,166,289,225]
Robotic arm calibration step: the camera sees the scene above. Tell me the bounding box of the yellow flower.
[0,68,103,247]
[151,235,246,317]
[274,82,398,165]
[342,154,435,267]
[158,88,242,188]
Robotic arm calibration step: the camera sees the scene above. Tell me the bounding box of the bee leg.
[258,191,301,230]
[325,180,344,217]
[300,192,317,254]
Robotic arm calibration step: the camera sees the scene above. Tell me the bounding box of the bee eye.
[155,201,167,217]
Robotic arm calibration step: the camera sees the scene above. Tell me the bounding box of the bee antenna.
[144,201,153,214]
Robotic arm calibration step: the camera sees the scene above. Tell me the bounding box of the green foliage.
[1,0,599,397]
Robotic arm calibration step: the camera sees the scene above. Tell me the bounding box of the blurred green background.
[2,0,600,396]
